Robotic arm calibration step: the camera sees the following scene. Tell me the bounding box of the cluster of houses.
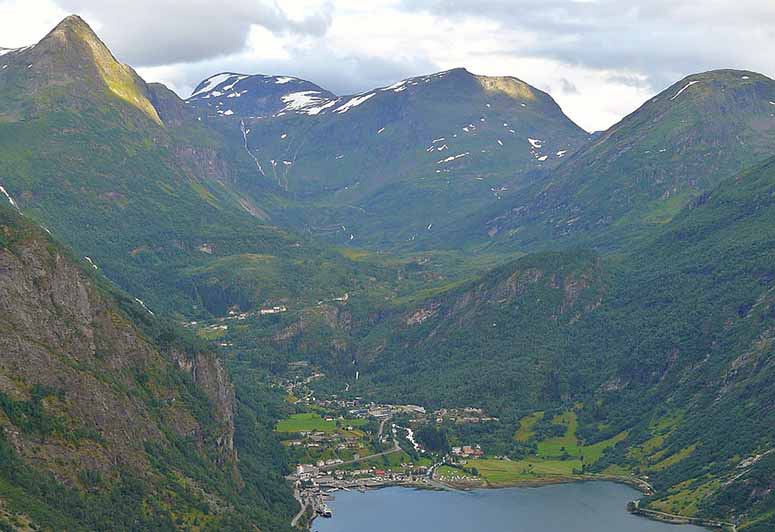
[259,305,287,315]
[347,403,426,419]
[451,444,484,458]
[288,429,362,453]
[294,463,430,486]
[433,407,499,424]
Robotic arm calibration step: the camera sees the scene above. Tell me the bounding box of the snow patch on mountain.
[670,80,700,101]
[438,152,470,164]
[334,93,375,113]
[191,73,238,98]
[0,45,33,58]
[281,91,338,115]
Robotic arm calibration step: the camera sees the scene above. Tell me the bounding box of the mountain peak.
[476,73,538,102]
[53,14,91,31]
[187,72,337,118]
[26,15,163,124]
[42,14,102,48]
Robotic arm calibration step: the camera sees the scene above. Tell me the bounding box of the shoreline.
[302,475,728,532]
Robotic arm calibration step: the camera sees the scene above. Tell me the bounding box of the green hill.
[439,69,775,253]
[0,15,393,319]
[330,156,775,529]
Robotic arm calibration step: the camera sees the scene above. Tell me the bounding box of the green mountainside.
[0,203,296,531]
[187,68,589,249]
[2,13,775,532]
[0,15,397,319]
[327,157,775,529]
[438,69,775,252]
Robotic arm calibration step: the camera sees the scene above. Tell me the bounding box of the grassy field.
[650,444,696,472]
[649,477,721,516]
[468,457,581,484]
[580,431,629,464]
[360,451,412,470]
[472,409,632,486]
[521,410,626,464]
[275,413,366,433]
[514,411,543,442]
[536,412,579,457]
[436,465,477,482]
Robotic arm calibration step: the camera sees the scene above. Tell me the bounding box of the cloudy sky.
[1,0,773,131]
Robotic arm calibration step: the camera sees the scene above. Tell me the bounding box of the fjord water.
[313,482,708,532]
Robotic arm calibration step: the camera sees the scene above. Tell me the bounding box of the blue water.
[313,482,708,532]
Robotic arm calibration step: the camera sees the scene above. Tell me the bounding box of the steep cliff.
[0,204,292,530]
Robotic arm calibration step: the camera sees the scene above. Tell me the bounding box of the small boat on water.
[316,504,333,518]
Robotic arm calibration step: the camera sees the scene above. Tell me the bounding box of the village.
[274,369,499,526]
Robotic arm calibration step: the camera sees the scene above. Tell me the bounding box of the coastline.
[302,475,729,532]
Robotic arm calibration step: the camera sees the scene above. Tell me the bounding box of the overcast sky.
[1,0,773,131]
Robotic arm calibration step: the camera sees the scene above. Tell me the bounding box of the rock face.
[0,205,241,524]
[170,348,236,460]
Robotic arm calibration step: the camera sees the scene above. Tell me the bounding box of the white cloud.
[1,0,773,131]
[0,0,67,47]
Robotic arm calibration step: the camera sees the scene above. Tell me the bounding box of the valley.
[0,13,774,532]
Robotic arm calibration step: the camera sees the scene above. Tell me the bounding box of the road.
[630,499,737,531]
[290,486,307,528]
[320,442,401,471]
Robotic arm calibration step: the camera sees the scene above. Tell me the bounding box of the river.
[313,481,708,532]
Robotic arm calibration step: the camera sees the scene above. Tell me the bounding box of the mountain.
[441,69,775,251]
[187,72,336,118]
[4,13,775,532]
[316,155,775,530]
[0,15,160,123]
[0,203,296,530]
[187,67,590,248]
[0,15,395,319]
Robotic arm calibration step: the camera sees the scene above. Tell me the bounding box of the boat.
[316,504,333,518]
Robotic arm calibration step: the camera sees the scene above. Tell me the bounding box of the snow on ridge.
[221,75,249,92]
[384,80,409,92]
[528,138,543,149]
[306,99,338,115]
[0,45,32,58]
[282,91,321,109]
[191,73,241,98]
[275,76,296,84]
[333,92,375,113]
[670,80,700,101]
[377,70,455,94]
